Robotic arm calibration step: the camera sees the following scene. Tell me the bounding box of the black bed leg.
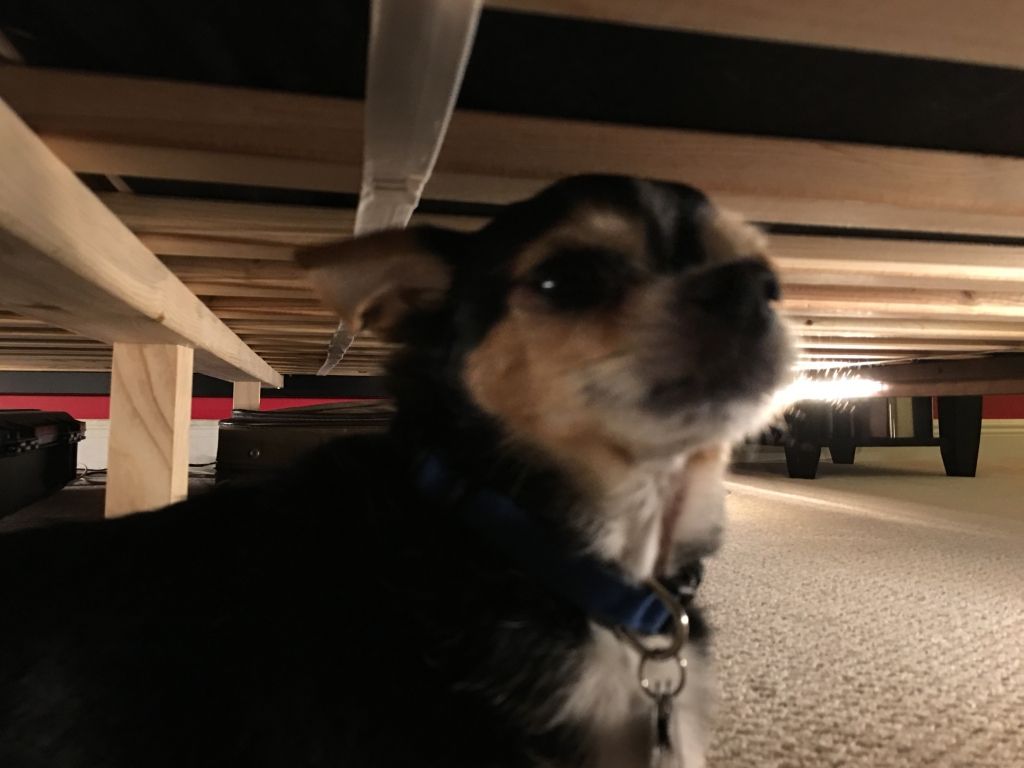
[785,444,821,479]
[829,409,856,464]
[937,395,982,477]
[784,402,830,479]
[828,443,856,464]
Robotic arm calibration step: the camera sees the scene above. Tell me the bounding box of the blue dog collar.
[415,453,702,636]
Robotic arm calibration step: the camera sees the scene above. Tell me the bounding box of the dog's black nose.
[681,259,781,329]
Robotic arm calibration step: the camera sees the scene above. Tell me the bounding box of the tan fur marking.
[464,299,636,489]
[463,206,654,489]
[698,206,768,264]
[511,206,647,279]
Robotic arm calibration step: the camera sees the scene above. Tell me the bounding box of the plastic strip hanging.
[318,0,483,375]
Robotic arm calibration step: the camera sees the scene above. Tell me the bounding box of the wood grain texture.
[101,195,360,245]
[0,357,113,371]
[781,286,1024,320]
[857,354,1024,396]
[796,339,1019,352]
[773,236,1024,293]
[141,234,298,262]
[101,194,481,244]
[105,343,193,517]
[790,317,1024,341]
[487,0,1024,70]
[9,67,1024,237]
[6,66,1024,374]
[0,100,281,386]
[232,381,261,411]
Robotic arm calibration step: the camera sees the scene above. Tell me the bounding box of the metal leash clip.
[618,579,690,768]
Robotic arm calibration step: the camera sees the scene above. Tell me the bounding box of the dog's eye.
[526,248,635,311]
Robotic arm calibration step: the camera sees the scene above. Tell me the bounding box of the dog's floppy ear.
[295,226,459,337]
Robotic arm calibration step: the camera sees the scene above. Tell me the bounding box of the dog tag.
[650,693,681,768]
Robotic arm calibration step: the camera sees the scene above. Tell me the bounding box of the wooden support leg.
[232,381,261,411]
[937,395,983,477]
[105,343,194,517]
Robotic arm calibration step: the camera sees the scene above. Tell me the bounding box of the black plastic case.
[0,410,85,517]
[215,402,393,483]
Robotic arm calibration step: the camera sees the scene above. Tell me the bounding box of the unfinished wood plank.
[0,331,87,341]
[781,286,1024,321]
[116,186,1022,246]
[0,348,110,357]
[796,339,1019,352]
[249,356,385,366]
[0,66,362,193]
[798,353,919,361]
[205,299,334,319]
[105,343,193,517]
[773,236,1024,293]
[0,342,109,351]
[141,234,297,261]
[223,321,345,334]
[232,381,261,411]
[0,101,282,386]
[109,195,1024,278]
[100,194,482,243]
[183,283,314,299]
[48,135,358,193]
[728,195,1024,239]
[432,109,1024,220]
[101,194,360,243]
[487,0,1024,70]
[0,357,113,371]
[0,67,362,170]
[0,313,47,324]
[856,354,1024,396]
[240,339,392,352]
[160,257,308,287]
[10,68,1024,237]
[790,317,1024,341]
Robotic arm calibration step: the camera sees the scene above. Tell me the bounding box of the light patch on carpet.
[705,460,1024,767]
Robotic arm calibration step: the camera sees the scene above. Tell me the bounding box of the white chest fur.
[556,625,715,768]
[554,448,727,766]
[591,447,728,582]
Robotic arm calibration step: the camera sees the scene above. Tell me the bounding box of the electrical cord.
[72,462,218,486]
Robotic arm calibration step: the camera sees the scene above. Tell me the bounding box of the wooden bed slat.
[0,101,282,386]
[487,0,1024,71]
[8,67,1024,238]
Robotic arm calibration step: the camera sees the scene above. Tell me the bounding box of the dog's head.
[298,175,793,493]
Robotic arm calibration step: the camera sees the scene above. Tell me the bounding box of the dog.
[0,175,792,767]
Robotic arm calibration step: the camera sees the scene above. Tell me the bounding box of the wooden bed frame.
[1,1,1023,512]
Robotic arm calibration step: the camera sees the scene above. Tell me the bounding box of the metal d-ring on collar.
[618,579,691,699]
[618,578,691,660]
[619,580,692,765]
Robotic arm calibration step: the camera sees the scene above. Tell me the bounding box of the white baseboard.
[77,419,220,471]
[933,418,1024,437]
[74,418,1022,472]
[980,419,1024,437]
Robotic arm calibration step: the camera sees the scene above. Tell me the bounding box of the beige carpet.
[707,437,1024,767]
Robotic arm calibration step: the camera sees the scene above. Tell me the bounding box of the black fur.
[2,429,635,766]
